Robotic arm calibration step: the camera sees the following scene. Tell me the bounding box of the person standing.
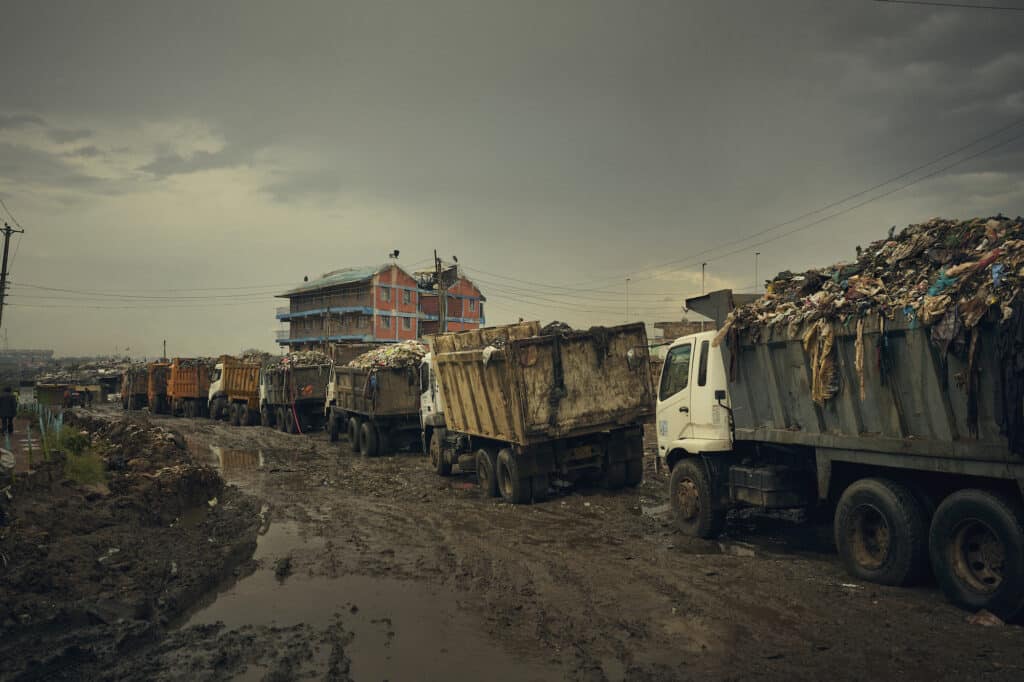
[0,387,17,435]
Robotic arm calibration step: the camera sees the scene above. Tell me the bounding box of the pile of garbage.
[266,350,332,369]
[240,349,275,365]
[541,321,574,336]
[720,216,1024,339]
[173,357,216,369]
[347,340,427,370]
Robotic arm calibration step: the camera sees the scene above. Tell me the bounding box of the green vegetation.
[64,451,107,486]
[43,425,90,456]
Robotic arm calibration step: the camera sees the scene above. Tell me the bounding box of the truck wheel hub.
[676,479,700,520]
[952,520,1004,593]
[849,505,890,570]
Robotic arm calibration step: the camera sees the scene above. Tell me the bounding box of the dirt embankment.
[0,411,260,681]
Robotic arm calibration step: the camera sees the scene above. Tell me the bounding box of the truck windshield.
[660,344,692,401]
[210,369,222,382]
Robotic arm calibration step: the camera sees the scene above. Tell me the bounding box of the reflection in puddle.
[187,520,559,682]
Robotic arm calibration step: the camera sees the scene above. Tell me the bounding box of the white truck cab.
[656,330,733,469]
[419,353,446,429]
[208,361,224,408]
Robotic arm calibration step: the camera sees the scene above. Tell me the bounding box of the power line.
[873,0,1024,10]
[0,197,23,230]
[11,281,285,301]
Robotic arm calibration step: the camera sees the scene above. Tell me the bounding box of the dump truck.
[146,361,170,414]
[208,356,261,426]
[326,364,421,455]
[260,354,333,434]
[121,365,148,410]
[166,357,212,418]
[659,289,1024,619]
[422,321,653,503]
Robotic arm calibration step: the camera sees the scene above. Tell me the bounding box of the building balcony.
[276,305,375,320]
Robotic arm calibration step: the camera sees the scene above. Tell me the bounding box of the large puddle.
[185,515,562,681]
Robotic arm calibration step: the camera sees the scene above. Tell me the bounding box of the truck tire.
[261,405,273,428]
[430,430,451,476]
[229,403,241,426]
[669,458,725,539]
[834,478,928,587]
[209,399,222,420]
[277,407,289,433]
[359,422,379,457]
[928,489,1024,620]
[496,449,532,504]
[625,460,644,487]
[329,415,340,442]
[602,462,627,490]
[347,417,359,444]
[476,448,498,497]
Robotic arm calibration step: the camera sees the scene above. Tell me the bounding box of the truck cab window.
[210,369,222,382]
[697,340,709,387]
[659,344,692,401]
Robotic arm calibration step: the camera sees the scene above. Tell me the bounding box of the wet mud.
[7,406,1024,680]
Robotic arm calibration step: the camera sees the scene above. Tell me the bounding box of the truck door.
[657,342,693,455]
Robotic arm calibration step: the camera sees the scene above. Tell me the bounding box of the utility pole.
[754,252,761,294]
[701,262,707,295]
[625,276,630,323]
[162,339,167,361]
[434,249,448,333]
[0,222,26,329]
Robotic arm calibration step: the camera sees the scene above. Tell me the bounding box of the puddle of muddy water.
[186,519,560,681]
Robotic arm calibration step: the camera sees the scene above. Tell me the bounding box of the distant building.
[275,263,485,350]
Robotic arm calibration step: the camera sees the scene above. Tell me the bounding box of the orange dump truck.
[167,358,212,418]
[147,361,171,414]
[208,355,262,426]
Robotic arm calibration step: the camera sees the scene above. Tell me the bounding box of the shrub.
[64,451,107,486]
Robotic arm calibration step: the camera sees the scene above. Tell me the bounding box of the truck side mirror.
[715,390,726,401]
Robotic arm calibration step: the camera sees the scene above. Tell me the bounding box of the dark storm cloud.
[0,113,45,130]
[47,128,92,144]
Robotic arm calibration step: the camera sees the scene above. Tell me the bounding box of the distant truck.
[121,365,148,410]
[422,321,653,503]
[166,358,211,418]
[146,361,170,415]
[326,364,421,456]
[208,356,261,426]
[658,290,1024,619]
[260,357,332,434]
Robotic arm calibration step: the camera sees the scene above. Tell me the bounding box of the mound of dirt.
[0,414,261,680]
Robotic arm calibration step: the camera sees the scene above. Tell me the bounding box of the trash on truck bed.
[346,340,427,370]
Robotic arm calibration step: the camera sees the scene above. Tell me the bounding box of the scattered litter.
[839,583,862,590]
[207,497,218,508]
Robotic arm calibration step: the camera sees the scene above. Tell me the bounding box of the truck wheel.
[834,478,928,587]
[228,403,240,426]
[430,430,451,475]
[669,459,724,539]
[496,449,532,504]
[329,415,340,442]
[625,460,644,487]
[261,406,273,428]
[929,489,1024,620]
[476,448,498,497]
[359,422,379,457]
[347,417,359,444]
[277,407,289,433]
[601,462,626,490]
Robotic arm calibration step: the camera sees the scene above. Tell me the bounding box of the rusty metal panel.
[433,323,653,445]
[333,366,419,417]
[727,310,1014,463]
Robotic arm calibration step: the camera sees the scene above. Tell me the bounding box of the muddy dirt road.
[43,408,1024,679]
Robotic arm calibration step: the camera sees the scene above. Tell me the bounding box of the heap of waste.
[540,321,574,336]
[266,350,332,369]
[715,216,1024,451]
[174,357,216,369]
[347,340,427,370]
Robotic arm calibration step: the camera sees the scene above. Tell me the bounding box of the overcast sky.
[1,0,1022,357]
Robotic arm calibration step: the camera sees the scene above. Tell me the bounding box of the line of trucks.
[120,310,1024,619]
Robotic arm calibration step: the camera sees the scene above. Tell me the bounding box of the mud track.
[14,406,1024,680]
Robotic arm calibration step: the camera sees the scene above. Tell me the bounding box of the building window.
[403,289,411,304]
[382,287,391,303]
[382,315,391,328]
[469,299,476,312]
[403,316,412,330]
[358,315,368,329]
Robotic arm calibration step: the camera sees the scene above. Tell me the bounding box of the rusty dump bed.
[432,322,654,446]
[146,363,170,404]
[123,367,148,397]
[220,357,260,402]
[263,364,332,405]
[724,309,1016,464]
[333,366,419,417]
[167,359,211,400]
